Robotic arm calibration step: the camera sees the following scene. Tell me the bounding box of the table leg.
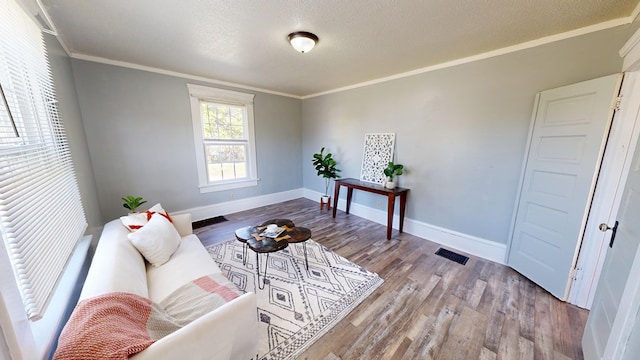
[242,243,247,266]
[257,252,269,290]
[303,242,309,271]
[332,184,340,218]
[346,188,354,214]
[399,192,407,233]
[387,194,396,240]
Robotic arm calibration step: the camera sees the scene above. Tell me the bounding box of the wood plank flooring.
[195,198,588,360]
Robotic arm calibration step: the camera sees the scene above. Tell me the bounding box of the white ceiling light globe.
[288,32,318,53]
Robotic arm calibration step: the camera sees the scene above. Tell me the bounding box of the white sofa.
[59,213,257,360]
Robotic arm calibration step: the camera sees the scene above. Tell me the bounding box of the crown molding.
[70,53,302,99]
[303,18,632,99]
[31,0,635,100]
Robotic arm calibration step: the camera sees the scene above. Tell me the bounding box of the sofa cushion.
[146,235,222,303]
[79,220,149,300]
[128,213,181,267]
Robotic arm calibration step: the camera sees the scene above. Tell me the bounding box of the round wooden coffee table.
[234,219,311,289]
[258,219,312,271]
[234,219,294,265]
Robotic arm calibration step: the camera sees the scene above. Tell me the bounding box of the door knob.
[599,221,619,248]
[599,223,613,231]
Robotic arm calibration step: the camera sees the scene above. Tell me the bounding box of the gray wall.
[44,34,102,230]
[302,25,633,244]
[57,23,633,242]
[70,60,302,222]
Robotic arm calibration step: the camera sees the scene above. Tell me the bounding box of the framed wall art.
[360,133,395,184]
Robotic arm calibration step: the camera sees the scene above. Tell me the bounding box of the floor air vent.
[192,216,228,229]
[435,248,469,265]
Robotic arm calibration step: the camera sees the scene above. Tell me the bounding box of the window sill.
[198,178,259,193]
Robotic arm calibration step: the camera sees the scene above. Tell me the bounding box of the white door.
[507,74,622,300]
[582,122,640,359]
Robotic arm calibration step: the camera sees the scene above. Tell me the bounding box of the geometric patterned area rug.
[206,238,384,360]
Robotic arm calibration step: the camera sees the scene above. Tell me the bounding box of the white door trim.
[581,26,640,360]
[569,26,640,309]
[569,72,640,308]
[601,26,640,359]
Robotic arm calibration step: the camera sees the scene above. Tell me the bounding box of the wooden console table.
[332,178,409,240]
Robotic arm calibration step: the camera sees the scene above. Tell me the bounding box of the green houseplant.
[122,195,147,214]
[383,161,404,189]
[312,147,341,203]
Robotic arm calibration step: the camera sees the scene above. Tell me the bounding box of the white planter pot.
[385,181,396,189]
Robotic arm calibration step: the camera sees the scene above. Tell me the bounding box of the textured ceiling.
[40,0,639,97]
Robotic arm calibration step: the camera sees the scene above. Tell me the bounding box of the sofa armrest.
[130,292,258,360]
[172,213,193,237]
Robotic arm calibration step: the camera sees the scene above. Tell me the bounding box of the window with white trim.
[187,84,258,192]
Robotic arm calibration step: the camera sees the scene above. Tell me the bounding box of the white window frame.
[187,84,258,193]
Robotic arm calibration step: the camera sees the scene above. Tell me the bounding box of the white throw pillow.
[127,213,181,267]
[120,203,172,231]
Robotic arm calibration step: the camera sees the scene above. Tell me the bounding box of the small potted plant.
[383,162,404,189]
[312,147,341,207]
[121,195,147,214]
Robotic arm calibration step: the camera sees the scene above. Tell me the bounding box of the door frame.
[568,29,640,309]
[569,72,640,308]
[582,27,640,359]
[582,72,640,359]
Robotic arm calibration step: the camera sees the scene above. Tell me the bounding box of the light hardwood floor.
[195,198,588,360]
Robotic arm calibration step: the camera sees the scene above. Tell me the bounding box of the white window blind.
[0,0,87,321]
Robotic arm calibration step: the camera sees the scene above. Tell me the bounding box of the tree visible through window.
[201,101,248,182]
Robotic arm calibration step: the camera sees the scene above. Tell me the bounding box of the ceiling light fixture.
[287,31,318,53]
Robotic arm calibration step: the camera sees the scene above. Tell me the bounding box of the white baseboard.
[174,188,305,222]
[405,220,507,265]
[303,188,506,264]
[175,188,507,264]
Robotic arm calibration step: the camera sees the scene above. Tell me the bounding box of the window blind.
[0,0,87,321]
